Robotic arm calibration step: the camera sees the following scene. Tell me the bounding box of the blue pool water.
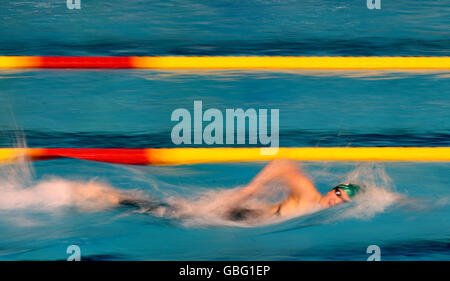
[0,1,449,261]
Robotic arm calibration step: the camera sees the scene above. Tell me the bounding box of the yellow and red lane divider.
[0,56,449,69]
[0,147,449,165]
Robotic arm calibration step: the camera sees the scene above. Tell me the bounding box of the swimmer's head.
[332,183,361,198]
[321,183,361,208]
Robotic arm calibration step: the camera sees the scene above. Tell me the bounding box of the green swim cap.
[332,183,361,198]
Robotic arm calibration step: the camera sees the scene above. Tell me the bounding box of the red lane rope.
[42,148,149,164]
[41,57,133,68]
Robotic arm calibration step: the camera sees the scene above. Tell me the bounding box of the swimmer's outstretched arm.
[235,160,321,202]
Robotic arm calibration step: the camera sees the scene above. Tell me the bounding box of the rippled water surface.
[0,1,449,260]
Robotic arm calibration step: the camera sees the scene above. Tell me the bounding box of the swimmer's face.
[322,188,352,208]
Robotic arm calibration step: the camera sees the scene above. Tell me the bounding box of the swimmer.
[225,159,361,221]
[117,159,361,222]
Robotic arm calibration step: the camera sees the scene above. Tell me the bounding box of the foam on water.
[0,136,147,213]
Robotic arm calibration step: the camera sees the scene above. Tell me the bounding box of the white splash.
[0,152,146,213]
[155,163,403,227]
[335,163,402,220]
